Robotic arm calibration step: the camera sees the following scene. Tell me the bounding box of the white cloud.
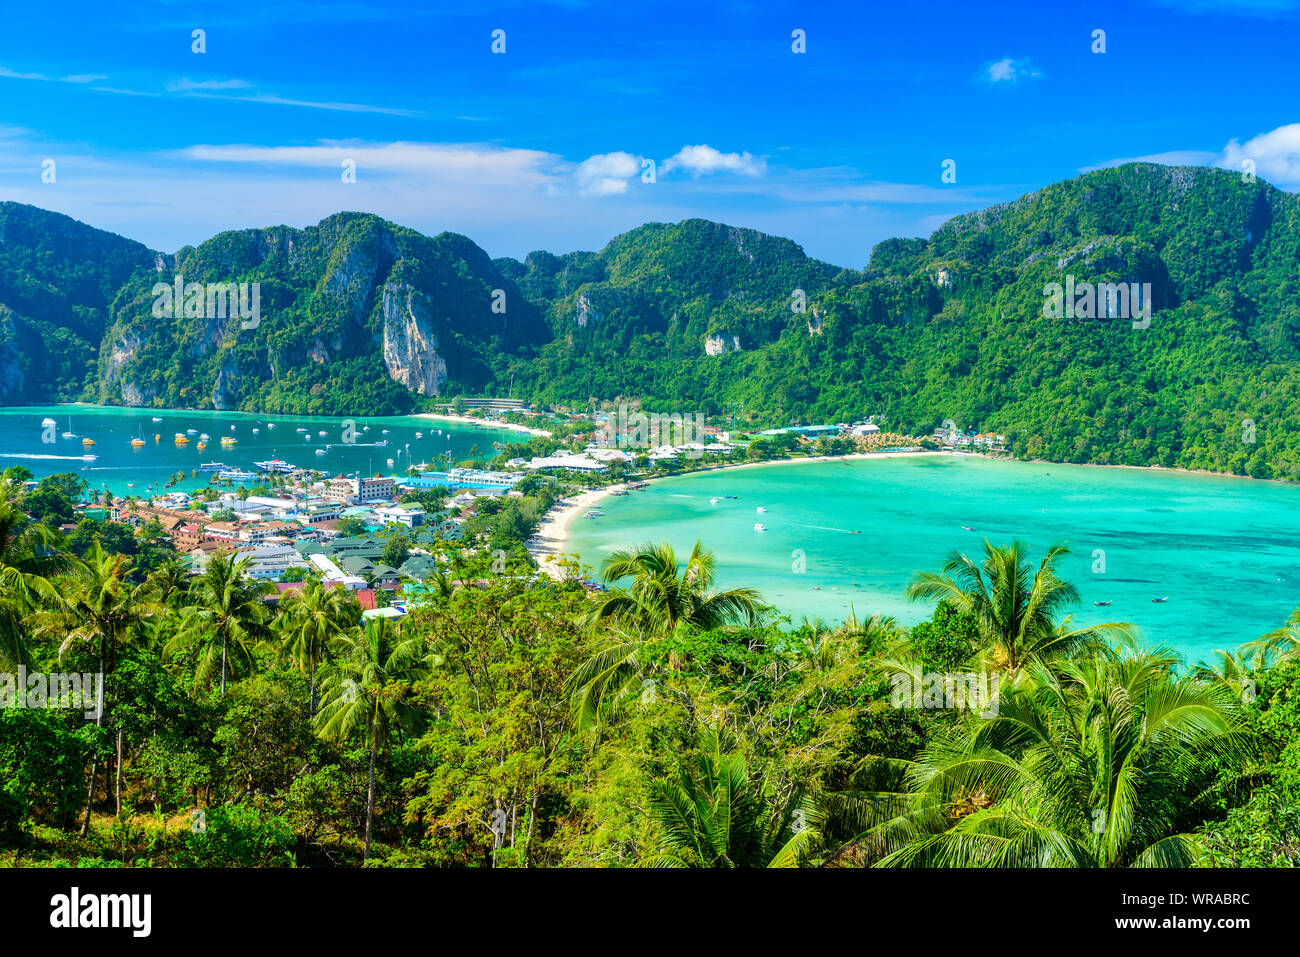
[574,151,642,195]
[985,57,1041,83]
[1217,123,1300,186]
[662,144,764,177]
[1083,122,1300,189]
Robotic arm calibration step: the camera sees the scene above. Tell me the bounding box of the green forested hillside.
[3,163,1300,476]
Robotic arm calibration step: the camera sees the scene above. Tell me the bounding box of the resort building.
[373,505,426,528]
[235,544,310,580]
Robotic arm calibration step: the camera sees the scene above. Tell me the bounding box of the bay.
[0,404,530,497]
[565,454,1300,660]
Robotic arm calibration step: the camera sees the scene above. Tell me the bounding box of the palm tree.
[642,729,821,868]
[1240,608,1300,668]
[906,540,1131,676]
[0,479,67,667]
[857,649,1246,867]
[32,542,160,830]
[164,554,272,696]
[314,617,434,861]
[278,579,357,714]
[570,541,761,729]
[143,556,191,611]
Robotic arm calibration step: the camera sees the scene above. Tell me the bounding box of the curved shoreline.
[527,449,944,579]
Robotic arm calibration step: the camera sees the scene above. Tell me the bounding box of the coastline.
[528,485,625,579]
[414,412,551,438]
[526,448,943,579]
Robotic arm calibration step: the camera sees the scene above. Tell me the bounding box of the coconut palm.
[906,540,1131,676]
[164,554,272,696]
[314,617,435,860]
[0,479,68,667]
[642,728,822,868]
[143,556,192,611]
[570,541,761,729]
[32,542,160,831]
[1239,608,1300,668]
[856,649,1246,867]
[278,579,357,714]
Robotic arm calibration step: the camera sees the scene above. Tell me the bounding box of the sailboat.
[61,415,76,439]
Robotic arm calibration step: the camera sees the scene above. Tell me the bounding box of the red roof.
[355,588,377,610]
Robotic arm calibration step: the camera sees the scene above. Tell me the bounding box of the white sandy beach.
[527,448,946,579]
[527,485,625,579]
[415,412,551,437]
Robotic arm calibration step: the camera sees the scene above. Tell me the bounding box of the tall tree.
[906,541,1130,676]
[278,579,357,714]
[33,542,160,830]
[314,617,433,860]
[571,541,761,729]
[165,554,272,696]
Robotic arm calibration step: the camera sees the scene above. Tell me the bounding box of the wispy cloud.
[166,77,255,92]
[984,57,1041,83]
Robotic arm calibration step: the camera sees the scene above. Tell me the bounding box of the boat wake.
[0,452,98,461]
[795,523,857,534]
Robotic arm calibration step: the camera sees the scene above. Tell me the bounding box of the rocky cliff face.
[380,282,448,396]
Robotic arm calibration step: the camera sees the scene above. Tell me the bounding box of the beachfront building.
[527,453,608,472]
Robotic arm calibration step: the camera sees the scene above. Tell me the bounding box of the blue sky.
[1,0,1299,267]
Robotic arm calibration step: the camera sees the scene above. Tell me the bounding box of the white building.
[526,453,608,472]
[237,544,310,580]
[374,505,427,528]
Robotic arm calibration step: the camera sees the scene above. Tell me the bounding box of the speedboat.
[1094,600,1112,606]
[186,429,198,435]
[756,506,766,513]
[754,523,766,532]
[415,432,424,439]
[318,430,327,437]
[710,497,719,503]
[315,448,327,456]
[82,437,95,446]
[961,525,976,531]
[151,416,162,423]
[1151,597,1169,604]
[252,428,260,434]
[266,423,275,430]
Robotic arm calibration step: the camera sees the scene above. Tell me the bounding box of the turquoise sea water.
[565,455,1300,660]
[0,405,528,497]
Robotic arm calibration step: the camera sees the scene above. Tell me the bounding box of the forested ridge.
[3,162,1300,476]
